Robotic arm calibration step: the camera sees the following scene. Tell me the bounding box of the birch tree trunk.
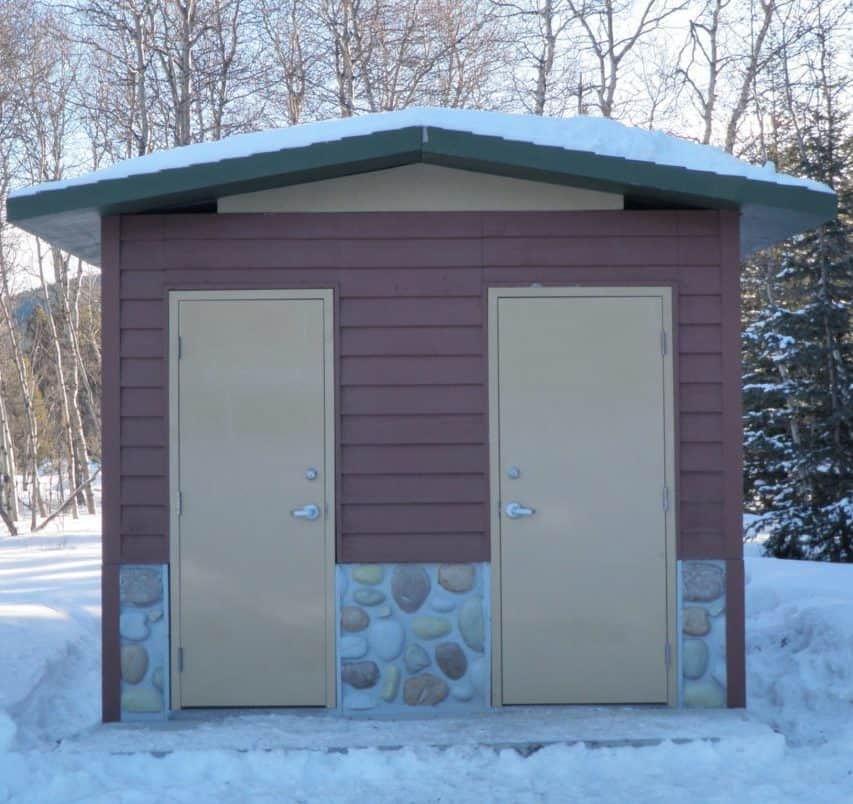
[723,0,774,153]
[36,242,79,519]
[0,282,43,528]
[0,368,18,524]
[63,258,97,512]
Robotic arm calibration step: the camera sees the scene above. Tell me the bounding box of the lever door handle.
[505,502,535,519]
[291,504,320,521]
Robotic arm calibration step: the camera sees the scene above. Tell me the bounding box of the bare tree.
[0,264,45,527]
[71,1,159,159]
[260,0,318,124]
[566,0,688,118]
[675,0,727,143]
[429,0,507,109]
[492,0,579,115]
[723,0,775,152]
[319,0,360,116]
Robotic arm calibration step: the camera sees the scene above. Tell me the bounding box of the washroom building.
[6,109,836,720]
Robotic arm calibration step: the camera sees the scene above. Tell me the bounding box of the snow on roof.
[9,107,832,199]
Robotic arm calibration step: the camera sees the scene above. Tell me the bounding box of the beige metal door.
[491,288,675,705]
[170,290,335,708]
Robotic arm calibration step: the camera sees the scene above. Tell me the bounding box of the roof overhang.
[6,122,836,266]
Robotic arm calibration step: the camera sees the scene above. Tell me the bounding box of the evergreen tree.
[743,26,852,560]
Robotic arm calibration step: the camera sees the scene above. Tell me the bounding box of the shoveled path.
[56,706,781,756]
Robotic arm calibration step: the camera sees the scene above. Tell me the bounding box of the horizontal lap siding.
[113,209,736,564]
[335,252,487,561]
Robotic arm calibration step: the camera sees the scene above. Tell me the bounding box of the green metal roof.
[6,110,836,265]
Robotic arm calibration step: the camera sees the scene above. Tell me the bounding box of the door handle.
[505,502,535,519]
[291,504,320,521]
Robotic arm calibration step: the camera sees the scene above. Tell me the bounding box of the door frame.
[488,285,678,707]
[168,288,337,710]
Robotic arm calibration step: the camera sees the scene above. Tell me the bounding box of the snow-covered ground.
[1,520,852,803]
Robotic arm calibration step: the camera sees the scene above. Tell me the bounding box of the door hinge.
[177,336,183,359]
[665,642,672,668]
[660,330,668,356]
[662,486,671,512]
[177,491,183,516]
[178,647,184,672]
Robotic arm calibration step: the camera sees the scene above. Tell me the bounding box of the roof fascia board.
[7,127,425,223]
[6,122,836,264]
[422,127,837,222]
[9,124,836,225]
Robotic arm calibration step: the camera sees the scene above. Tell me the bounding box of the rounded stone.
[381,665,401,702]
[354,588,386,606]
[120,567,162,606]
[405,644,431,673]
[121,687,162,713]
[391,566,430,613]
[152,667,164,692]
[404,673,449,706]
[412,616,452,640]
[120,644,149,684]
[341,661,380,689]
[430,595,456,613]
[119,612,149,642]
[683,607,711,636]
[374,605,392,618]
[352,565,385,585]
[683,679,725,707]
[683,563,724,602]
[435,642,467,680]
[341,606,369,633]
[451,681,475,701]
[340,636,368,659]
[438,564,476,593]
[370,619,405,662]
[458,596,485,653]
[683,638,710,680]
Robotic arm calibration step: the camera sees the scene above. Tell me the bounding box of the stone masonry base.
[680,560,727,707]
[117,558,729,718]
[119,564,169,721]
[337,563,490,712]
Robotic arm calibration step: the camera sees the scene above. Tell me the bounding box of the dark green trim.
[7,128,424,222]
[5,123,837,263]
[422,128,835,220]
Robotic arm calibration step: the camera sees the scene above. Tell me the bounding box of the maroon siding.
[101,208,747,719]
[101,216,121,723]
[107,209,742,566]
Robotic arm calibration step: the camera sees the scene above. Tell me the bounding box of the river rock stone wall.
[119,564,169,720]
[680,560,727,707]
[337,563,490,712]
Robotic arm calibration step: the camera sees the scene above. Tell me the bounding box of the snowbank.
[11,107,831,199]
[746,549,853,746]
[0,712,14,752]
[2,519,852,802]
[0,517,102,749]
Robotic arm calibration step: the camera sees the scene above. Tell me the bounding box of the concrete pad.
[57,706,782,756]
